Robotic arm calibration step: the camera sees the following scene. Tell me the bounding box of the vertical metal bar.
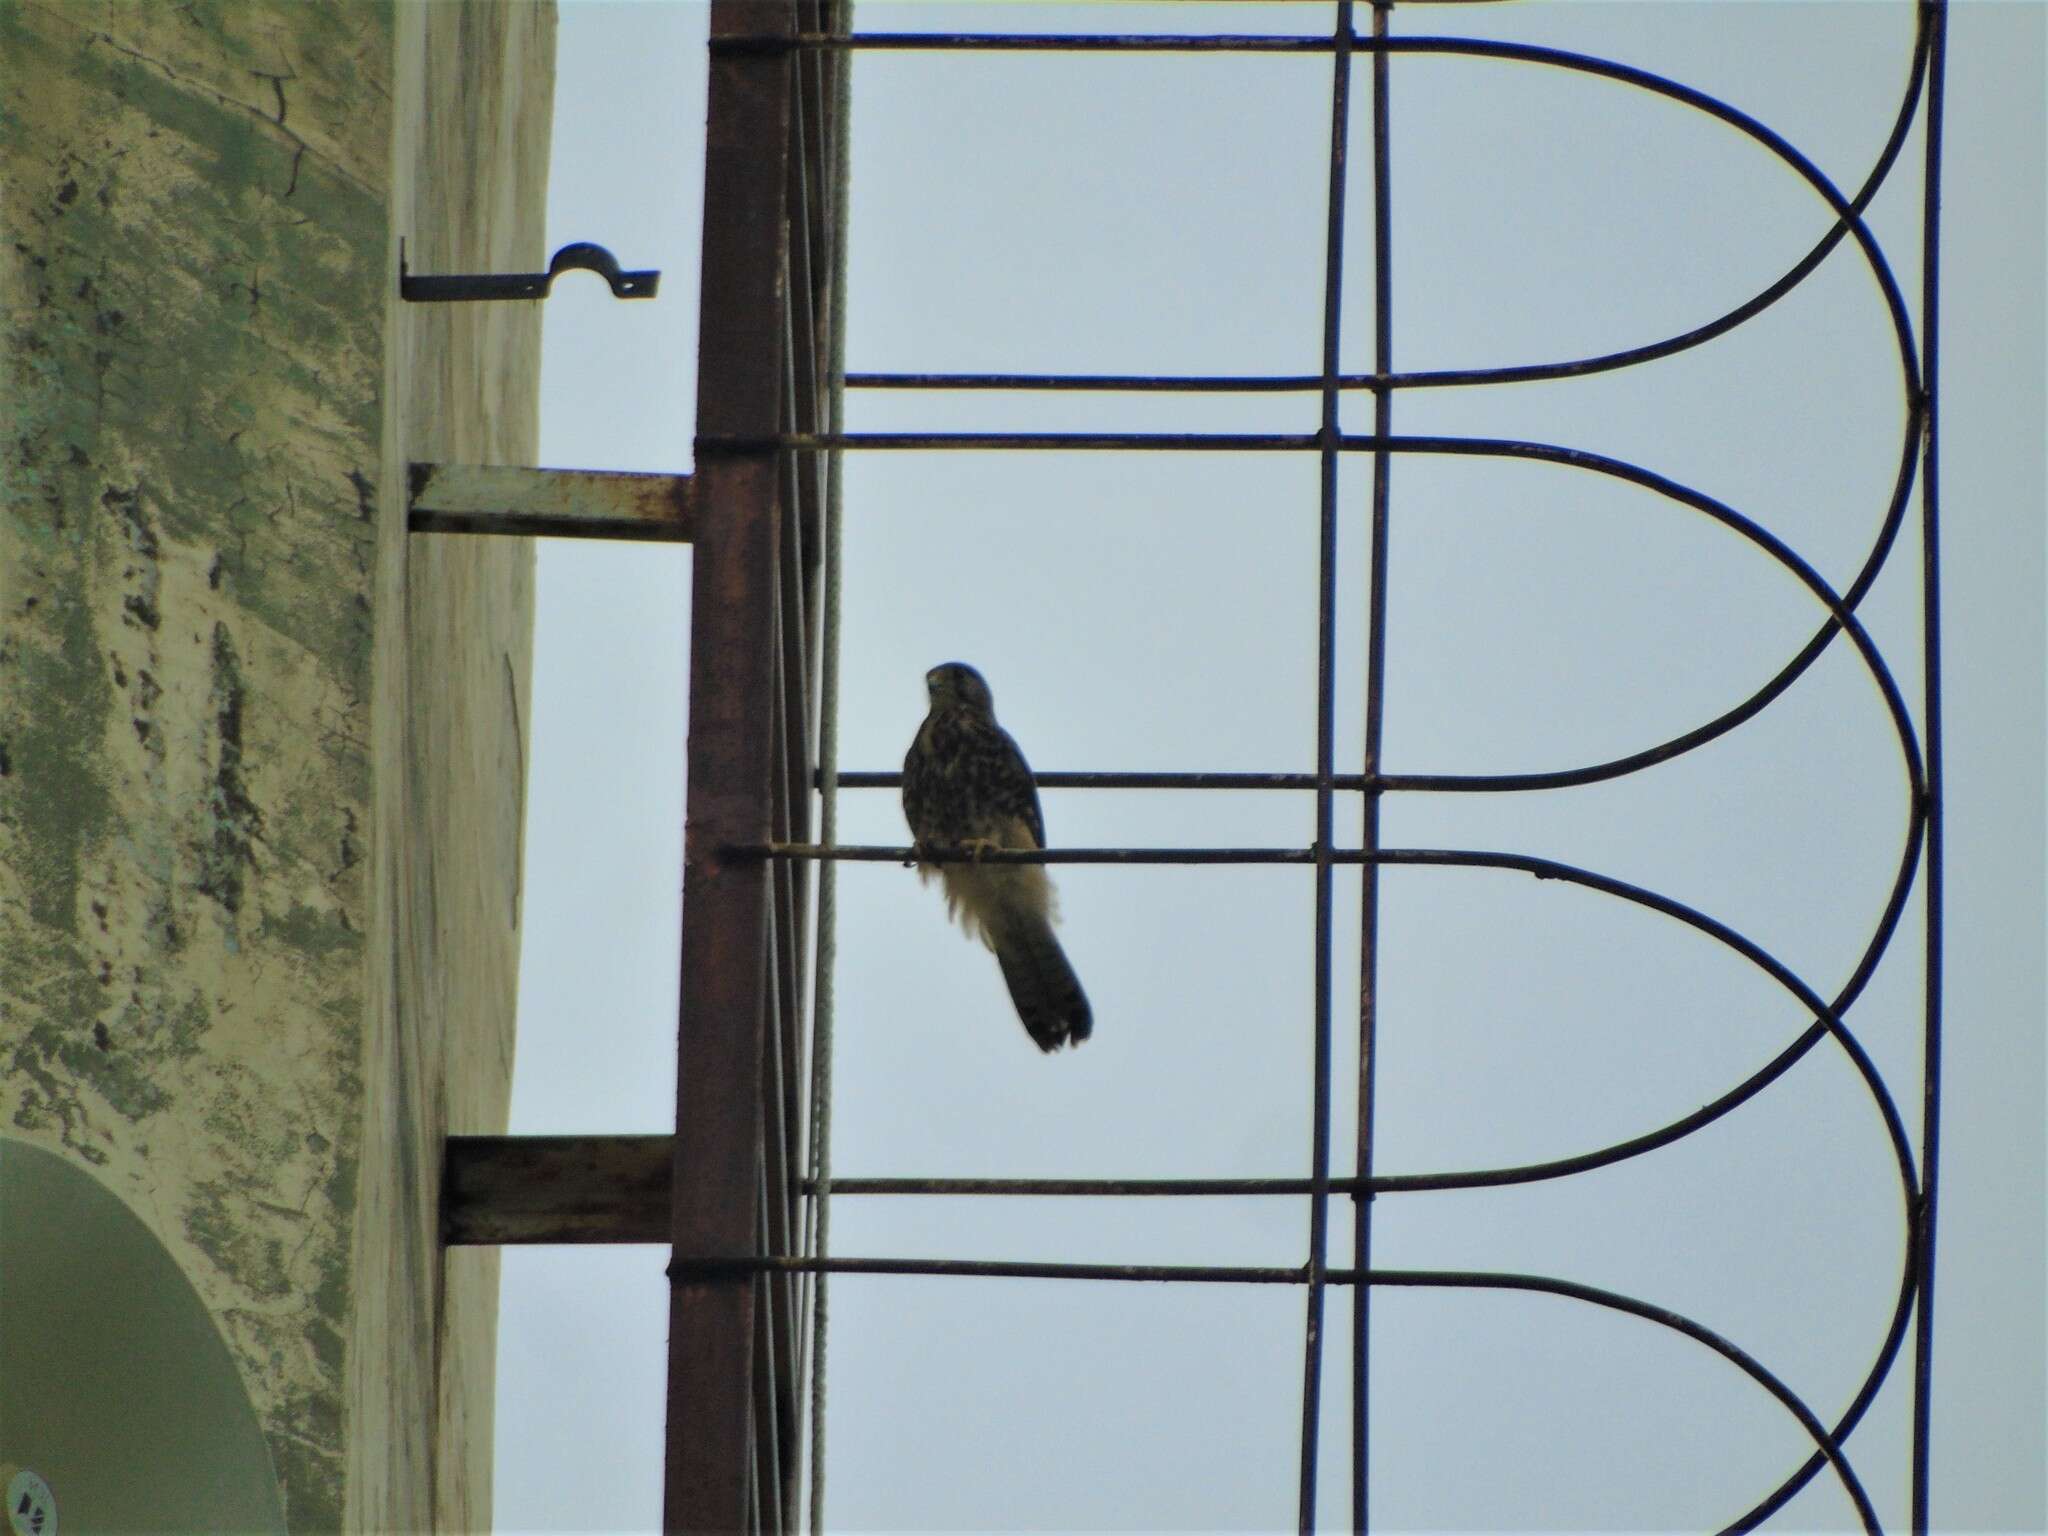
[778,23,834,1530]
[747,1412,762,1534]
[1353,4,1394,1531]
[755,1130,787,1536]
[1909,2,1947,1529]
[668,1,797,1529]
[788,33,827,566]
[756,723,801,1534]
[803,34,837,394]
[804,9,854,1530]
[766,569,808,1532]
[771,406,811,1210]
[775,345,816,1334]
[783,117,821,675]
[1301,4,1353,1531]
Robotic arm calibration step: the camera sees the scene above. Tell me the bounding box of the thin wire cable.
[804,14,853,1532]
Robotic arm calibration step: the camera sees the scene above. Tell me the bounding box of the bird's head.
[926,661,994,713]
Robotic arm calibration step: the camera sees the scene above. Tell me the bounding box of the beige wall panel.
[357,8,551,1528]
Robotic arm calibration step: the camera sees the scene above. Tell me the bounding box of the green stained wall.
[1,2,548,1528]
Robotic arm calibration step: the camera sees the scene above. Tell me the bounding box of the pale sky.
[496,3,2044,1531]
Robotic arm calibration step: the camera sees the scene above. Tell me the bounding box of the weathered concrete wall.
[0,1,550,1528]
[354,4,551,1531]
[2,2,394,1520]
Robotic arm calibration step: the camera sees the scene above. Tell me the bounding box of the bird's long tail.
[992,915,1092,1052]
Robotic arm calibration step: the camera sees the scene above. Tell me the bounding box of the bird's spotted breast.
[904,707,1044,849]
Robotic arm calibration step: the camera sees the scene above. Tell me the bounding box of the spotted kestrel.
[902,662,1093,1052]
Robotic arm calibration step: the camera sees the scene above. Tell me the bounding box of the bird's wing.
[994,725,1047,849]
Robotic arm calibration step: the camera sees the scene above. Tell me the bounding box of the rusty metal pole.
[667,2,797,1530]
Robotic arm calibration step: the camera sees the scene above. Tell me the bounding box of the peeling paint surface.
[2,2,546,1529]
[2,2,387,1522]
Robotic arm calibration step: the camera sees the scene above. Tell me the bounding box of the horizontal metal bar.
[408,463,695,541]
[674,1254,1324,1283]
[846,371,1344,393]
[714,8,1701,62]
[400,239,660,302]
[702,430,1319,453]
[715,32,1343,56]
[827,769,1374,791]
[659,1252,1880,1525]
[441,1139,1375,1249]
[829,764,1753,797]
[698,429,1710,457]
[444,1134,672,1245]
[443,1139,1372,1248]
[747,841,1585,867]
[746,843,1333,864]
[813,1176,1359,1197]
[447,1111,1907,1244]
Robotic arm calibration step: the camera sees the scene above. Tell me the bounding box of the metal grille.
[714,5,1949,1532]
[434,3,1948,1530]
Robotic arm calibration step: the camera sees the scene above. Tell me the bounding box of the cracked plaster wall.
[1,2,549,1529]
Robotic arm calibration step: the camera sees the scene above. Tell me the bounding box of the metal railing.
[429,3,1946,1530]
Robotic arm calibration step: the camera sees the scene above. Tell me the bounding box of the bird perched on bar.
[902,662,1092,1052]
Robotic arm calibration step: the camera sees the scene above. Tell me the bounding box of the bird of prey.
[902,662,1092,1052]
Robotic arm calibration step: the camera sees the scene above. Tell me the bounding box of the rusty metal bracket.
[399,238,660,301]
[408,463,694,541]
[445,1135,674,1245]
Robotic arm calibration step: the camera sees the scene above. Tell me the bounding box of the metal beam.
[408,462,695,541]
[443,1135,672,1245]
[668,2,800,1530]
